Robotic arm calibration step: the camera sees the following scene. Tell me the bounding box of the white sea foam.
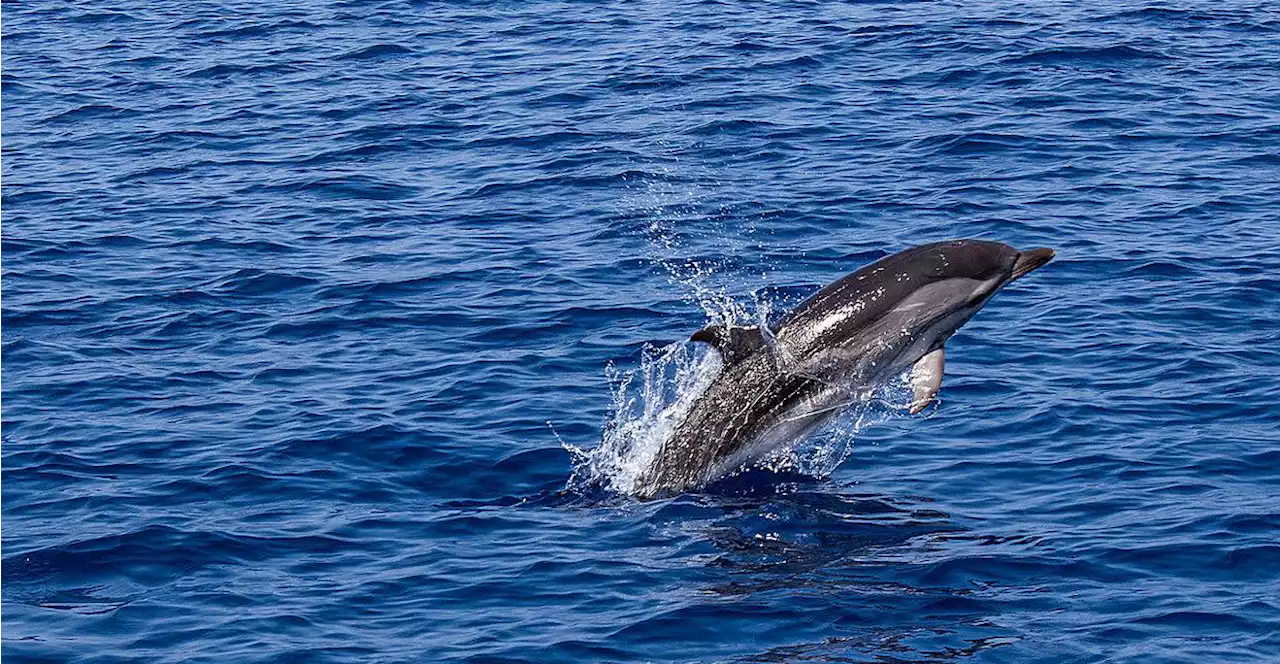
[566,340,723,495]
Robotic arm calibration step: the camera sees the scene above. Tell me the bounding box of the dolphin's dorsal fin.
[690,324,767,365]
[908,346,945,414]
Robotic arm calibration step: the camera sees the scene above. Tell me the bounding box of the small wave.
[241,175,420,201]
[194,19,320,40]
[336,44,415,61]
[469,169,677,198]
[67,10,141,24]
[1,76,33,93]
[172,237,297,254]
[849,23,918,35]
[209,268,319,296]
[522,91,593,108]
[40,104,142,125]
[687,119,783,137]
[911,131,1038,156]
[714,54,824,72]
[1125,260,1198,279]
[183,62,304,79]
[465,129,596,149]
[1105,7,1225,24]
[1006,44,1173,67]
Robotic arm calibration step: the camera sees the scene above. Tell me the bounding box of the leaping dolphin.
[636,239,1054,499]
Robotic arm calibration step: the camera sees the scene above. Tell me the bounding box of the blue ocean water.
[4,1,1280,661]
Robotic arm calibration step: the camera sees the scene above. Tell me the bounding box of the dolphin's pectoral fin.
[908,347,945,414]
[691,324,767,365]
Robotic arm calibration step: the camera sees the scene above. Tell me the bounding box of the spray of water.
[565,341,722,495]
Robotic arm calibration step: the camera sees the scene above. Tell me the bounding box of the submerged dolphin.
[636,239,1054,499]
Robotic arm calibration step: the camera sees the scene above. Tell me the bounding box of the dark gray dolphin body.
[636,239,1054,499]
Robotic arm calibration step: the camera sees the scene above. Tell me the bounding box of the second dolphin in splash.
[636,239,1055,499]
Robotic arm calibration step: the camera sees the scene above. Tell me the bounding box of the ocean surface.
[4,1,1279,662]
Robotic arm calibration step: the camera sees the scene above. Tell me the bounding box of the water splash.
[619,157,778,330]
[565,341,718,495]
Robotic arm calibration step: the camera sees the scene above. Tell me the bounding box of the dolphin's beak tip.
[1012,247,1055,280]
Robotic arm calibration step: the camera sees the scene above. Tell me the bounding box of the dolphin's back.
[776,240,1018,353]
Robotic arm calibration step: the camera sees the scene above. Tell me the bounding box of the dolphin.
[635,239,1054,499]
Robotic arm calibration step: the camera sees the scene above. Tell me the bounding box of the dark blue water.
[4,2,1280,662]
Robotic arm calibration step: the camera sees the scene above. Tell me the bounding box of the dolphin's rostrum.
[636,239,1054,499]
